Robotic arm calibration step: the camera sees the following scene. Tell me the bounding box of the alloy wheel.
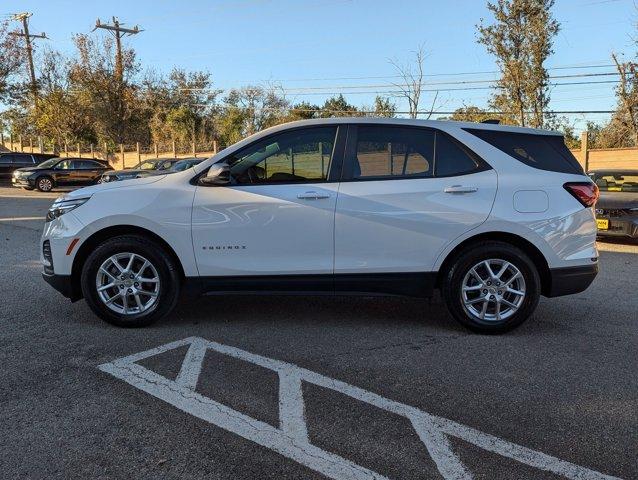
[461,259,526,322]
[38,178,52,191]
[95,252,160,315]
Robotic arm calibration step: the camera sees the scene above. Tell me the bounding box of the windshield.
[37,157,61,168]
[172,160,198,171]
[135,160,160,170]
[590,172,638,192]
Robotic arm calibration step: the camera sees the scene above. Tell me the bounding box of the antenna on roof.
[481,119,501,125]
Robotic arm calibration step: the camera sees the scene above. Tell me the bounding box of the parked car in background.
[41,118,599,333]
[0,152,57,178]
[135,157,203,178]
[12,157,109,191]
[589,169,638,239]
[100,158,180,183]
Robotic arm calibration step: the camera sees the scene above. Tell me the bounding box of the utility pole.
[11,12,47,99]
[92,17,142,83]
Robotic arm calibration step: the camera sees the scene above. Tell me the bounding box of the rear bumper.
[42,272,81,301]
[545,264,598,297]
[596,218,638,238]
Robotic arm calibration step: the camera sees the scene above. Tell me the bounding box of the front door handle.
[444,185,478,194]
[297,191,331,200]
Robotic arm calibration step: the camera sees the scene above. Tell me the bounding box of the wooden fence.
[0,134,222,170]
[3,131,638,173]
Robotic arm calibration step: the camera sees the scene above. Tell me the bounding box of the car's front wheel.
[441,241,541,334]
[36,176,54,192]
[80,235,181,327]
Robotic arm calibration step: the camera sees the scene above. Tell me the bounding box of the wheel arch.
[435,231,552,296]
[70,225,186,301]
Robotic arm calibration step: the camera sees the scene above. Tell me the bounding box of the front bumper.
[545,264,598,297]
[42,272,80,300]
[11,176,35,187]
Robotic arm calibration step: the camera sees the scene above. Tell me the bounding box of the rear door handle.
[444,185,478,194]
[297,191,331,200]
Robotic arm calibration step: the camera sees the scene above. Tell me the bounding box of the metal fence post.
[90,144,94,158]
[213,140,218,154]
[154,143,158,158]
[77,143,81,158]
[136,142,141,162]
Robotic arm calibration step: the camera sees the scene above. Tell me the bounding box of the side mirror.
[199,161,231,186]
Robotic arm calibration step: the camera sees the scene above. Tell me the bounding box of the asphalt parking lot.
[0,183,636,479]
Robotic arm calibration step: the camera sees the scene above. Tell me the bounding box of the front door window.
[227,127,337,184]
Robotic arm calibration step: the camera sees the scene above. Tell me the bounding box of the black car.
[100,158,181,183]
[12,157,109,192]
[589,169,638,239]
[0,152,58,178]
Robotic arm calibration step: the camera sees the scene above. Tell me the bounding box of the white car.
[41,118,599,333]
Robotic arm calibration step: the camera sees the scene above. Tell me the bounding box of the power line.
[234,63,616,83]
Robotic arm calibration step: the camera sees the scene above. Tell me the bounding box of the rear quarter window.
[464,128,583,174]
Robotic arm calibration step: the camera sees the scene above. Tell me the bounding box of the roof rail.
[481,119,501,125]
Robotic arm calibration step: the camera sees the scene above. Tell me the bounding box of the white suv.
[41,118,599,333]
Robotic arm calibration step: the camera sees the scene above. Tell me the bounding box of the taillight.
[564,182,599,207]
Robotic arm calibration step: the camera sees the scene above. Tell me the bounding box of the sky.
[2,0,636,131]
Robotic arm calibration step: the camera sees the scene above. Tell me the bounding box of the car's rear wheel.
[441,241,540,333]
[80,235,181,327]
[36,176,54,192]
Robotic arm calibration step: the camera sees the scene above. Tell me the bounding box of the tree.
[447,106,494,123]
[221,85,288,138]
[477,0,559,128]
[371,96,396,117]
[390,45,435,119]
[288,101,321,120]
[610,53,638,146]
[68,34,143,145]
[319,94,359,117]
[0,20,21,102]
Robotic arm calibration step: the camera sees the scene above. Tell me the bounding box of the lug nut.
[120,275,125,280]
[490,294,495,299]
[496,282,501,286]
[127,288,132,293]
[119,284,124,289]
[130,274,134,279]
[498,290,502,295]
[482,289,488,294]
[486,281,491,286]
[134,282,139,287]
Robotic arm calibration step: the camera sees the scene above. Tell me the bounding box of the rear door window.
[345,125,487,180]
[351,126,434,179]
[464,128,583,174]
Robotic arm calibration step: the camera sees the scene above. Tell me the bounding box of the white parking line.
[99,337,621,480]
[0,216,46,222]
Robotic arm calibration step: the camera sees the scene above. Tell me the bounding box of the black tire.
[36,176,54,192]
[441,241,541,334]
[80,235,181,327]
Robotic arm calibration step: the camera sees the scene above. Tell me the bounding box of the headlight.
[46,197,91,222]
